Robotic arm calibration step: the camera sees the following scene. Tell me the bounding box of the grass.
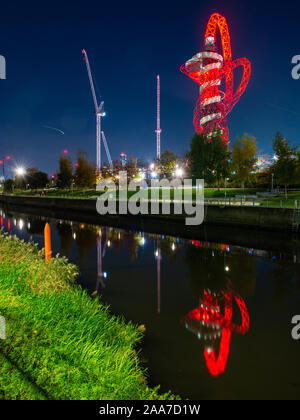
[6,187,300,208]
[260,190,300,208]
[0,233,176,400]
[4,187,264,200]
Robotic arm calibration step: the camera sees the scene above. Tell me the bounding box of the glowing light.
[151,171,158,178]
[150,163,155,170]
[180,13,251,146]
[103,272,107,279]
[175,168,183,177]
[107,240,111,247]
[18,219,24,230]
[15,167,25,176]
[225,266,230,272]
[63,149,68,154]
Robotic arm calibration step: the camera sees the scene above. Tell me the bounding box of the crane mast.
[156,75,161,160]
[82,49,105,170]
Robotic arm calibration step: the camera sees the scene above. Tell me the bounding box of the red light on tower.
[63,149,68,155]
[6,155,11,160]
[75,163,79,167]
[0,161,3,165]
[180,13,251,146]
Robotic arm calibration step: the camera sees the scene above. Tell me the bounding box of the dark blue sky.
[1,0,300,176]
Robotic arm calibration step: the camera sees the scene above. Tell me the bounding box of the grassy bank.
[0,233,175,400]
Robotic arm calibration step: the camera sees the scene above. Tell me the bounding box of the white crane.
[82,49,112,170]
[101,131,113,168]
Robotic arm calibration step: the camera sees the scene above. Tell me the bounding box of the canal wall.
[0,193,297,234]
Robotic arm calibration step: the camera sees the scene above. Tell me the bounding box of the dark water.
[1,206,300,400]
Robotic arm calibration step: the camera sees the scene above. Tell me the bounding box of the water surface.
[1,207,300,399]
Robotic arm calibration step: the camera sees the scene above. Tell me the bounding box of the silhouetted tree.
[271,131,297,197]
[57,154,73,188]
[74,150,95,188]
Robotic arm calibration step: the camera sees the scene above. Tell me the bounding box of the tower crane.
[82,49,112,169]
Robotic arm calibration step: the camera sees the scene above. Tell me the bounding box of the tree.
[159,149,178,177]
[74,150,95,188]
[188,129,229,187]
[231,133,257,189]
[3,178,14,192]
[26,168,49,189]
[57,154,73,188]
[210,130,230,190]
[271,131,297,197]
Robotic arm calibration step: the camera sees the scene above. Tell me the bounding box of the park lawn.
[0,233,175,400]
[5,187,265,200]
[260,190,300,208]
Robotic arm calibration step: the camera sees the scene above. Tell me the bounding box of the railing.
[1,191,299,209]
[205,197,299,209]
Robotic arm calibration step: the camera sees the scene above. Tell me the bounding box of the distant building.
[120,153,127,167]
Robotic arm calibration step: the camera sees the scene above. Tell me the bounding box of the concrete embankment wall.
[0,194,296,233]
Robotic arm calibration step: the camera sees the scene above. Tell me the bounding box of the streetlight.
[15,167,25,176]
[271,173,274,192]
[225,177,229,198]
[175,168,183,178]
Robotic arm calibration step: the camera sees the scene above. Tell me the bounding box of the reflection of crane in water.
[96,229,108,290]
[155,240,162,314]
[181,282,249,377]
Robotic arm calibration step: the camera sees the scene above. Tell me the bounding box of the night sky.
[1,0,300,176]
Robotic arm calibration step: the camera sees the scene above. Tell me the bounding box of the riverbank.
[0,193,298,233]
[0,233,175,400]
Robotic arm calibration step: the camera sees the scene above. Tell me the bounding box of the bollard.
[44,222,51,262]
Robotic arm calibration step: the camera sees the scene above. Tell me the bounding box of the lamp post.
[271,173,274,192]
[225,177,229,198]
[15,167,26,191]
[0,155,11,180]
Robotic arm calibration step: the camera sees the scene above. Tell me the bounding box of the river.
[0,205,300,399]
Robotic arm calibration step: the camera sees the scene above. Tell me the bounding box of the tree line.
[187,129,300,193]
[2,131,300,193]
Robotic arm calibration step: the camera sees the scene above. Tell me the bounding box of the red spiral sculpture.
[180,13,251,146]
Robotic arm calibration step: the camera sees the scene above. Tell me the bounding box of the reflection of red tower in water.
[180,13,251,146]
[182,285,249,377]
